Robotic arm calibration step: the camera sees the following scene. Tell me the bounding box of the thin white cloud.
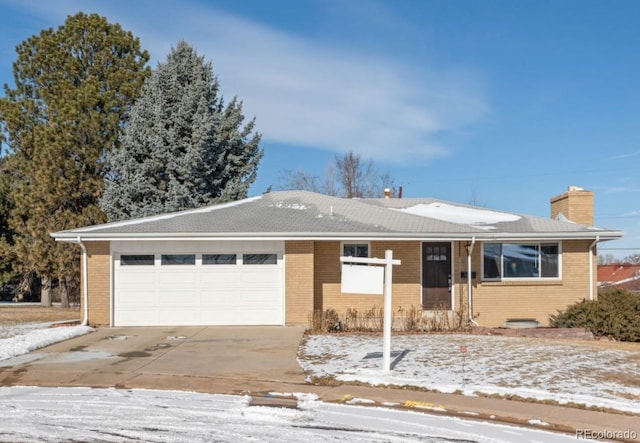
[1,0,489,164]
[608,150,640,160]
[592,185,640,194]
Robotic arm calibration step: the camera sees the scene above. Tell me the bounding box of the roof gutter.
[76,237,89,326]
[50,231,624,242]
[589,235,600,301]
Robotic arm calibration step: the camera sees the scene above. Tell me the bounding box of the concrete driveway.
[0,326,308,395]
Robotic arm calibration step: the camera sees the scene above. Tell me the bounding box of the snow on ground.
[299,334,640,414]
[0,323,92,360]
[0,386,584,443]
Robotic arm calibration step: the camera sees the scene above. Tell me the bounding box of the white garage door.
[113,241,284,326]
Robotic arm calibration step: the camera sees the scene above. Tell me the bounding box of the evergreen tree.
[0,12,150,305]
[101,41,262,221]
[0,157,15,287]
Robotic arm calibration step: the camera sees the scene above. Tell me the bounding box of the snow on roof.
[395,202,520,229]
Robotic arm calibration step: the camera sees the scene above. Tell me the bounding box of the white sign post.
[340,249,401,372]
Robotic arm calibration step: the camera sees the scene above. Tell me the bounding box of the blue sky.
[1,0,639,257]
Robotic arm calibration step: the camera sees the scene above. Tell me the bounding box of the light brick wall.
[284,241,314,324]
[308,239,595,328]
[470,239,595,327]
[82,238,594,329]
[312,241,422,318]
[83,241,111,326]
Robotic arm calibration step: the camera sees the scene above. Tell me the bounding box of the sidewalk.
[118,373,640,442]
[242,382,634,442]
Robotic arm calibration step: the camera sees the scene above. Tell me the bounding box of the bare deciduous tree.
[598,253,620,265]
[622,253,640,264]
[278,150,395,198]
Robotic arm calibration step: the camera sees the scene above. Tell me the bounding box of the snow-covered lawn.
[299,333,640,414]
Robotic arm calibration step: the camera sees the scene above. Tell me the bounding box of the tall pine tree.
[0,13,150,305]
[101,41,262,221]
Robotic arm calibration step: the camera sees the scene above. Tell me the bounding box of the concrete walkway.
[0,326,638,442]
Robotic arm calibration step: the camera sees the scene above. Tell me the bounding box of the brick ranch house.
[51,186,622,328]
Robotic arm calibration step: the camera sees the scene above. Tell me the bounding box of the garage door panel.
[201,269,240,284]
[157,308,203,325]
[157,290,200,306]
[241,289,280,305]
[159,271,198,286]
[201,289,242,306]
[114,242,283,326]
[117,290,157,307]
[116,308,158,326]
[117,271,157,286]
[240,269,281,285]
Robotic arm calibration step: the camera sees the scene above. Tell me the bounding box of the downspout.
[467,237,478,326]
[77,237,89,326]
[589,236,599,301]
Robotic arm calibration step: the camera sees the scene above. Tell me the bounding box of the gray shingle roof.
[51,190,623,241]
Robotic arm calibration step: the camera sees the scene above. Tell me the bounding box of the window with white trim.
[482,242,560,280]
[341,242,370,265]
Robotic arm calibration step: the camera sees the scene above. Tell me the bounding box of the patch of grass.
[0,305,80,326]
[308,375,342,386]
[598,372,640,387]
[475,392,637,416]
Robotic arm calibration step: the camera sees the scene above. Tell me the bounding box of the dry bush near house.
[308,308,342,333]
[343,306,384,332]
[0,306,80,326]
[397,305,421,331]
[422,305,454,331]
[308,305,470,334]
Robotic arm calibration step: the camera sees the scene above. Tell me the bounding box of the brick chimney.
[550,186,594,225]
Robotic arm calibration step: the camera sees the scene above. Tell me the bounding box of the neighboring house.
[598,263,640,293]
[51,186,622,328]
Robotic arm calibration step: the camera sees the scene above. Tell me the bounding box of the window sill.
[481,279,562,287]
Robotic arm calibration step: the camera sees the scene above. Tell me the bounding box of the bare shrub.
[308,304,472,334]
[308,308,342,333]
